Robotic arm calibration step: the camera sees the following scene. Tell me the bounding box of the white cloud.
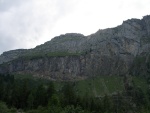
[0,0,150,54]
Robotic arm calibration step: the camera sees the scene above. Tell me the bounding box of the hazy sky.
[0,0,150,54]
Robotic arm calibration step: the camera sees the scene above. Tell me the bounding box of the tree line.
[0,73,150,113]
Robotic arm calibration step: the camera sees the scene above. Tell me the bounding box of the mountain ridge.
[0,15,150,80]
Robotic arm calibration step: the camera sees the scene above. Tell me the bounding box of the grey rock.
[0,15,150,80]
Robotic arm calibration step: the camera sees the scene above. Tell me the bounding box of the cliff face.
[0,15,150,80]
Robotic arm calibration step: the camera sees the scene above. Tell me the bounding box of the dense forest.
[0,74,150,113]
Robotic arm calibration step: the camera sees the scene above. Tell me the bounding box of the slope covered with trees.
[0,74,150,113]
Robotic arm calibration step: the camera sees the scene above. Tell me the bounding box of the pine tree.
[27,92,34,109]
[47,82,55,100]
[61,83,76,106]
[34,84,47,107]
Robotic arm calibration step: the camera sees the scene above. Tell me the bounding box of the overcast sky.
[0,0,150,54]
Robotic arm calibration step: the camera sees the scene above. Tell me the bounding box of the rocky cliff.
[0,15,150,80]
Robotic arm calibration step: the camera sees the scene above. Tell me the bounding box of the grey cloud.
[0,0,76,54]
[0,0,149,55]
[0,0,28,12]
[0,35,23,54]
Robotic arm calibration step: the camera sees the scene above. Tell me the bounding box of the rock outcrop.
[0,15,150,80]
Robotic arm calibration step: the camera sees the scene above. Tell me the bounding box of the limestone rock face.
[0,15,150,80]
[34,33,86,53]
[0,49,28,64]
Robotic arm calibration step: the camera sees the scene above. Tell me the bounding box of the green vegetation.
[46,52,82,57]
[14,73,150,98]
[19,52,83,60]
[0,73,150,113]
[0,102,17,113]
[14,74,34,80]
[68,76,123,96]
[14,74,124,96]
[132,76,149,93]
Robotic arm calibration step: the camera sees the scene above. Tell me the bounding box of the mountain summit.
[0,15,150,80]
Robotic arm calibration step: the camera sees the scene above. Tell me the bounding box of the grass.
[14,73,34,80]
[75,76,124,97]
[19,52,83,60]
[132,76,149,93]
[46,52,82,57]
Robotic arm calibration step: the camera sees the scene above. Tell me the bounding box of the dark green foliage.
[19,80,30,108]
[27,93,34,109]
[34,84,47,107]
[46,52,82,57]
[27,105,90,113]
[0,79,4,100]
[47,82,55,100]
[48,94,60,106]
[0,73,150,112]
[18,52,83,60]
[0,102,9,113]
[61,82,76,106]
[0,101,17,113]
[103,94,113,112]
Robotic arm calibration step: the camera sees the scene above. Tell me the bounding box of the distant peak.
[122,15,150,24]
[143,15,150,19]
[50,33,85,42]
[123,18,141,25]
[60,33,84,37]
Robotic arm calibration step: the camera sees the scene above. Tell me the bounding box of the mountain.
[0,15,150,80]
